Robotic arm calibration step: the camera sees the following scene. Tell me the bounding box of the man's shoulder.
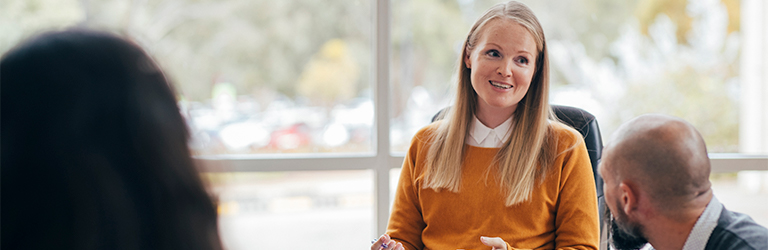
[705,208,768,250]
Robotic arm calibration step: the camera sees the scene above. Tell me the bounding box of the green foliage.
[0,0,83,52]
[636,0,693,44]
[613,66,739,152]
[635,0,740,44]
[1,0,372,103]
[297,39,360,106]
[390,0,468,116]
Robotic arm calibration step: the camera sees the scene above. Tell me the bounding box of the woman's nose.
[497,60,513,77]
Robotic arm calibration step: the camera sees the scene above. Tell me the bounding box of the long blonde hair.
[423,1,558,206]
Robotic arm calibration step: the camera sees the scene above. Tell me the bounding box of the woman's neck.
[475,105,516,128]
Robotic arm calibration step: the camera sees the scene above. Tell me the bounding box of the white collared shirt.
[648,196,723,250]
[466,115,513,148]
[681,196,723,250]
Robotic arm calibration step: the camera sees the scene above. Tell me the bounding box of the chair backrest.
[431,105,606,232]
[550,105,605,226]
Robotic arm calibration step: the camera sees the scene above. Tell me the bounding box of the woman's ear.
[464,51,472,69]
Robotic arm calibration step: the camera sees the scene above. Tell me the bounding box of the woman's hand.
[480,236,507,250]
[371,234,404,250]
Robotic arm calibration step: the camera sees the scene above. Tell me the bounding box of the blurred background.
[2,0,766,249]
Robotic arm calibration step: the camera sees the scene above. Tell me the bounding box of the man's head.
[598,114,712,249]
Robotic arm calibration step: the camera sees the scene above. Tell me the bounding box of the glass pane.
[388,0,464,152]
[390,0,744,153]
[2,0,374,155]
[389,168,402,214]
[711,171,768,226]
[205,170,373,249]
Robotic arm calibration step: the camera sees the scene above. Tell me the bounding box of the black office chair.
[431,105,606,234]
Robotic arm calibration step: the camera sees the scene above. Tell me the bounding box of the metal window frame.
[196,0,768,239]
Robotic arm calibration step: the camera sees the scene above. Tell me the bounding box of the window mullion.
[373,0,392,238]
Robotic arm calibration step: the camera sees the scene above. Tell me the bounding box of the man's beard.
[607,201,649,250]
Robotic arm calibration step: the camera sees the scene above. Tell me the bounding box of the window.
[206,171,373,249]
[390,0,759,154]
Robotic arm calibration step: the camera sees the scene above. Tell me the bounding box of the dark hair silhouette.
[1,29,222,250]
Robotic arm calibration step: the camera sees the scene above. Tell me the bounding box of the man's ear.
[619,182,639,216]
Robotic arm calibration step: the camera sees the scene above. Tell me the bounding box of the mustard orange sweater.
[386,122,599,250]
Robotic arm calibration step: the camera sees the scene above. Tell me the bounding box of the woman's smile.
[489,80,513,90]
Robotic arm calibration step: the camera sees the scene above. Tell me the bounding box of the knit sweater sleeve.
[386,125,433,250]
[551,125,600,250]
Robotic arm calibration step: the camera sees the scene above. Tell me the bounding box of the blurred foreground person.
[1,29,223,250]
[599,114,768,250]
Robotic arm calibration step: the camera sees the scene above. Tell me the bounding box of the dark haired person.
[599,114,768,250]
[1,29,223,250]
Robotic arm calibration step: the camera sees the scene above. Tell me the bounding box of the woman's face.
[464,18,538,116]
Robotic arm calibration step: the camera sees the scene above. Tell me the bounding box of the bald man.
[598,114,767,250]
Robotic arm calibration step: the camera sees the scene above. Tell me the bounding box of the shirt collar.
[682,195,723,250]
[468,115,513,148]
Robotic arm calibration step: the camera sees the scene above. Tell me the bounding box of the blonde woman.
[371,1,599,250]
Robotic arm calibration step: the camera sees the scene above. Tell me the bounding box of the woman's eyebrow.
[484,42,533,56]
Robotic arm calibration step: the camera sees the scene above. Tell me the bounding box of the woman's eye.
[516,57,529,64]
[486,50,501,58]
